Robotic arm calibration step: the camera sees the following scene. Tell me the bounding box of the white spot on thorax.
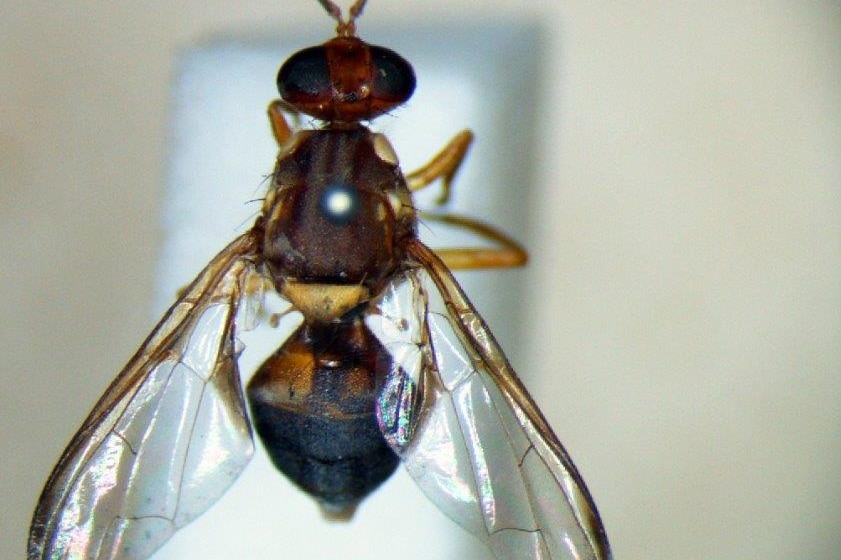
[325,189,353,216]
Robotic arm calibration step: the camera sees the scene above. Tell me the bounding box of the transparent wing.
[369,240,612,560]
[29,232,264,560]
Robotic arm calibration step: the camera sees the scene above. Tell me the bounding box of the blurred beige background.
[2,1,838,559]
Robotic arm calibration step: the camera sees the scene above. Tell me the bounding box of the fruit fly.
[28,1,612,558]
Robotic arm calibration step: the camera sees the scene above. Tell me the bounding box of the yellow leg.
[419,212,527,270]
[406,130,474,205]
[267,100,296,147]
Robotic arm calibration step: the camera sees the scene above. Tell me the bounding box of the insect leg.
[418,212,528,270]
[267,100,296,147]
[405,129,473,205]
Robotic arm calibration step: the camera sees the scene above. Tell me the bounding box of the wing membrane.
[370,240,611,560]
[29,232,262,560]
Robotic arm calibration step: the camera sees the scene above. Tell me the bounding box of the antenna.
[317,0,368,36]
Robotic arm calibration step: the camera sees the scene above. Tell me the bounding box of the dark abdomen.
[246,318,398,511]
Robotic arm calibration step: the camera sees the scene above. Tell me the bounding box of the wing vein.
[397,239,612,560]
[29,231,259,560]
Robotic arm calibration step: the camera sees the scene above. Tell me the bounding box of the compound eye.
[277,37,415,122]
[277,46,332,108]
[369,45,416,107]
